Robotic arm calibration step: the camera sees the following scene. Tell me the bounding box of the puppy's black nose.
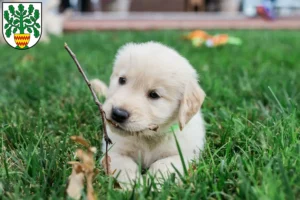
[111,107,129,123]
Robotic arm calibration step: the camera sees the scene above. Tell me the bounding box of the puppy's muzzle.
[111,107,130,123]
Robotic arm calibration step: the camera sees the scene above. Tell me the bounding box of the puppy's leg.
[149,155,187,183]
[90,79,108,97]
[107,152,140,189]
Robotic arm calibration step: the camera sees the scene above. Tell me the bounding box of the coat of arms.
[2,2,42,49]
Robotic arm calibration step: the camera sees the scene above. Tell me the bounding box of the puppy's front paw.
[116,169,139,189]
[90,79,107,97]
[149,161,175,181]
[149,156,184,184]
[104,153,140,190]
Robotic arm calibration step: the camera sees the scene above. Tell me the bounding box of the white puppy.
[91,42,206,188]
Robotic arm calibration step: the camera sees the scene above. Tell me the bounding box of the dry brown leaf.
[66,136,98,200]
[66,163,85,200]
[71,135,90,147]
[86,172,96,200]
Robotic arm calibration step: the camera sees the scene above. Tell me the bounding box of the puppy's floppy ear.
[178,80,205,131]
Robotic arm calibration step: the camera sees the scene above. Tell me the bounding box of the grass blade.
[172,132,188,176]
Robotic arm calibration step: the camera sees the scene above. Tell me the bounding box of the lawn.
[0,30,299,199]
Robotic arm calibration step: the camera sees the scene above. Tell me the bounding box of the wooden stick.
[64,43,112,174]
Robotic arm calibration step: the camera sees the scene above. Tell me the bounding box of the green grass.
[0,30,299,199]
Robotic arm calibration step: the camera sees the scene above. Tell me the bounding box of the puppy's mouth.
[106,118,159,134]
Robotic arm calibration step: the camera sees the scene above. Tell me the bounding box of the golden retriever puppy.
[91,42,206,188]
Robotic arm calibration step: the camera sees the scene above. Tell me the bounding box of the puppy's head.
[103,42,205,136]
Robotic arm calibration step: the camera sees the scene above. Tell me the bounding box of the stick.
[64,43,112,175]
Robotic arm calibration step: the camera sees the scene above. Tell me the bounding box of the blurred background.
[56,0,300,31]
[1,0,300,34]
[61,0,300,14]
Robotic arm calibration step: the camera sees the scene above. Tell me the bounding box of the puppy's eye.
[119,77,126,85]
[148,90,160,99]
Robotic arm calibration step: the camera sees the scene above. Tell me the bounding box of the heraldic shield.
[2,2,42,50]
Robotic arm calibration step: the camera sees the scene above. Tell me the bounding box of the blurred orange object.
[186,30,211,40]
[206,34,229,47]
[185,30,242,47]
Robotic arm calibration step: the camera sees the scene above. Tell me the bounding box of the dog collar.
[170,123,180,132]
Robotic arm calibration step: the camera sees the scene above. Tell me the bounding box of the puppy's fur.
[91,42,206,187]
